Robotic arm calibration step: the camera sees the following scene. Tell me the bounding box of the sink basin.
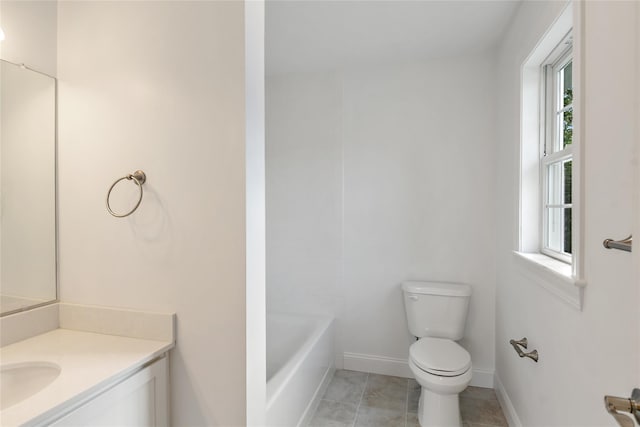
[1,362,61,410]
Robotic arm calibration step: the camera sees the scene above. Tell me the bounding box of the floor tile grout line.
[319,397,359,407]
[307,371,507,427]
[351,372,369,427]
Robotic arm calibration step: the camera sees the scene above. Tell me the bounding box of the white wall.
[267,54,498,383]
[495,1,639,425]
[57,2,247,425]
[266,72,343,318]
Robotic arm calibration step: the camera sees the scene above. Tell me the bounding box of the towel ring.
[106,170,147,218]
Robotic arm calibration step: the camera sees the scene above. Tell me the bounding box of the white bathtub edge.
[266,315,335,427]
[297,365,335,427]
[342,352,495,388]
[266,315,333,407]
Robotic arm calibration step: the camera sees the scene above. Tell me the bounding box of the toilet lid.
[410,337,471,377]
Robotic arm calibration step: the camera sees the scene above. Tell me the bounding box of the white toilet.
[402,281,473,427]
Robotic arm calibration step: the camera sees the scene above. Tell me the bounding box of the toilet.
[402,281,472,427]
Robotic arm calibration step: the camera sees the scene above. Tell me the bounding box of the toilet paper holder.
[509,337,539,362]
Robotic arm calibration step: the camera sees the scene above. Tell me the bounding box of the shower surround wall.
[267,54,498,385]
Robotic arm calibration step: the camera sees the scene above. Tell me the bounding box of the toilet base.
[418,386,462,427]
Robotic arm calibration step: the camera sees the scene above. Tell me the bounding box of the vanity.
[0,303,175,426]
[0,12,176,426]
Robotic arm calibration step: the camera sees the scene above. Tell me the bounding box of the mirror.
[0,59,57,315]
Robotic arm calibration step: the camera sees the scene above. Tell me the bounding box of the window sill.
[512,251,585,310]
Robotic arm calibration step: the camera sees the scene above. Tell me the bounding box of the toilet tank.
[402,281,472,340]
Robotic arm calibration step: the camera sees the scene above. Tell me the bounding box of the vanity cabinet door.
[49,356,168,427]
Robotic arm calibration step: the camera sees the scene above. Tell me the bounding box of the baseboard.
[494,373,522,427]
[335,353,344,370]
[470,368,495,388]
[342,352,494,388]
[343,352,413,378]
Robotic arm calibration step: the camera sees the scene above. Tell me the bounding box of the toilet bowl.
[408,337,472,427]
[401,281,473,427]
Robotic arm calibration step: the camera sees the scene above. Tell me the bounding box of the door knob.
[604,388,640,427]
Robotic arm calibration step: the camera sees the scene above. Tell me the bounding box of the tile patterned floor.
[308,370,508,427]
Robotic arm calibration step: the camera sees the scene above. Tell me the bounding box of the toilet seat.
[410,337,471,377]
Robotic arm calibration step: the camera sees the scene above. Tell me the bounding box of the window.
[517,2,584,309]
[541,38,572,263]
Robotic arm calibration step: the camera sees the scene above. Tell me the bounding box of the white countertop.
[0,328,173,427]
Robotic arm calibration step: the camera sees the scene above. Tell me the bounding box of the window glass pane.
[545,158,572,256]
[547,161,563,205]
[564,207,572,254]
[563,62,572,107]
[563,108,573,148]
[554,111,563,152]
[546,207,572,255]
[564,160,572,204]
[547,207,563,252]
[551,60,573,153]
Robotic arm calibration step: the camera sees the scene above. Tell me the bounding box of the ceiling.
[266,0,521,75]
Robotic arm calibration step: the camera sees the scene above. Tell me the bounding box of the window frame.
[540,40,573,264]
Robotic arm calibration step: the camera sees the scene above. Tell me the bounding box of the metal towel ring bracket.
[106,170,147,218]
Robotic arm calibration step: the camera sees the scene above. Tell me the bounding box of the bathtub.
[266,313,334,427]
